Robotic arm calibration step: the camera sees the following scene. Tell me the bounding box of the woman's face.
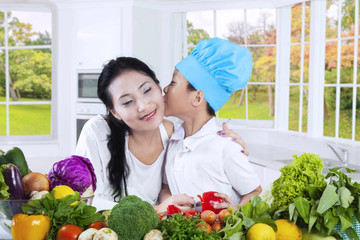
[163,69,194,118]
[108,70,164,132]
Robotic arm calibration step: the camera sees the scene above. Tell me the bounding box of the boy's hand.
[218,122,249,156]
[212,192,238,210]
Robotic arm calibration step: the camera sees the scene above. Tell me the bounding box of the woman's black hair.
[187,82,216,117]
[97,57,159,201]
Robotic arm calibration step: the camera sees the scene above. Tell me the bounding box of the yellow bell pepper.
[11,213,51,240]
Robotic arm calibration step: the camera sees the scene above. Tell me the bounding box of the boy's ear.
[191,90,206,107]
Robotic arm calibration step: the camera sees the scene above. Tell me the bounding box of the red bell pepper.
[197,191,224,214]
[185,210,200,219]
[167,204,182,215]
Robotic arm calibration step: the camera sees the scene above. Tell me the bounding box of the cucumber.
[3,163,26,200]
[0,147,31,177]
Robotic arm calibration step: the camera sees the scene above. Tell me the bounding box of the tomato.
[196,222,212,234]
[201,210,216,225]
[212,222,222,231]
[86,221,108,230]
[56,224,83,240]
[219,209,232,224]
[185,210,200,219]
[167,205,182,215]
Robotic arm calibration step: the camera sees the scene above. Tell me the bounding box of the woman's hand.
[155,194,195,216]
[218,122,249,156]
[212,192,238,210]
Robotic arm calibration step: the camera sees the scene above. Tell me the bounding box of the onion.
[22,172,50,196]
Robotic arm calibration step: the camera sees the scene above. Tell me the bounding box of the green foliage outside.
[0,11,52,100]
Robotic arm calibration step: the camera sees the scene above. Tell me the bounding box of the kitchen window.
[0,8,52,137]
[186,8,276,126]
[323,0,360,141]
[288,2,310,133]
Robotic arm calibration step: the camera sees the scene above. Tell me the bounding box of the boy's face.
[163,69,194,118]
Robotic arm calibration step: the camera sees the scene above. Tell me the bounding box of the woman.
[75,57,248,214]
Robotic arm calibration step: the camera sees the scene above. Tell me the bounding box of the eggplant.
[3,163,26,200]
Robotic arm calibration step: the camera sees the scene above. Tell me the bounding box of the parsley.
[22,192,104,240]
[157,214,221,240]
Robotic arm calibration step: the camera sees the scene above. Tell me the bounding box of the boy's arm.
[239,185,262,206]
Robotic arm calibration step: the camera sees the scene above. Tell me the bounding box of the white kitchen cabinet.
[76,6,122,69]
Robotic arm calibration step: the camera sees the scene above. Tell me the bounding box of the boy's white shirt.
[164,117,261,204]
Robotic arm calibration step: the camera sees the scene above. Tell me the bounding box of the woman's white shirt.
[75,114,168,205]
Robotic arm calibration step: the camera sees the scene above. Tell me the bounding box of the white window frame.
[322,0,359,141]
[0,5,53,141]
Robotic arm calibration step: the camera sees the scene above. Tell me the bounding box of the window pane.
[249,46,276,83]
[339,87,352,139]
[357,39,360,84]
[216,10,245,45]
[0,50,4,99]
[9,49,52,102]
[356,87,360,141]
[218,89,246,119]
[9,104,50,135]
[325,41,337,84]
[305,1,311,42]
[289,86,299,131]
[8,11,52,47]
[303,44,310,83]
[246,9,276,45]
[340,39,354,83]
[0,12,4,46]
[324,87,336,137]
[290,45,301,83]
[326,0,338,39]
[302,85,308,132]
[248,84,274,120]
[187,11,213,54]
[341,0,355,37]
[291,3,302,43]
[0,104,5,136]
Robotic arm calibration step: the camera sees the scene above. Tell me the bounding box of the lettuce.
[0,164,10,200]
[271,153,327,210]
[47,155,97,194]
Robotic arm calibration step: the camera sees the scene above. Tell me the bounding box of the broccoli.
[108,195,160,240]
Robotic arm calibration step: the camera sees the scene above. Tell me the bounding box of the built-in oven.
[76,71,106,142]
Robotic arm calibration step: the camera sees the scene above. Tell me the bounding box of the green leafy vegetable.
[0,165,10,200]
[157,213,221,240]
[22,192,104,240]
[271,153,327,211]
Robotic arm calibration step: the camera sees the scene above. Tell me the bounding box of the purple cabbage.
[47,155,97,194]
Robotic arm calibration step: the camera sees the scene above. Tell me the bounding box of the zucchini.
[3,163,26,200]
[0,147,31,177]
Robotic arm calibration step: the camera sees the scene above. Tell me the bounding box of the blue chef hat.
[176,37,252,112]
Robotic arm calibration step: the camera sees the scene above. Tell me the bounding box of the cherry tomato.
[201,210,216,225]
[86,221,108,230]
[56,224,83,240]
[219,209,232,224]
[212,222,222,231]
[196,222,212,234]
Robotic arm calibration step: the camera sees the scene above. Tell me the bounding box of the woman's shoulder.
[83,115,110,133]
[162,119,175,138]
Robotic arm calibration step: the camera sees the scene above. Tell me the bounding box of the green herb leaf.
[338,187,354,208]
[294,197,310,224]
[317,185,339,214]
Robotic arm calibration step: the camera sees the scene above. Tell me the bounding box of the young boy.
[163,37,262,209]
